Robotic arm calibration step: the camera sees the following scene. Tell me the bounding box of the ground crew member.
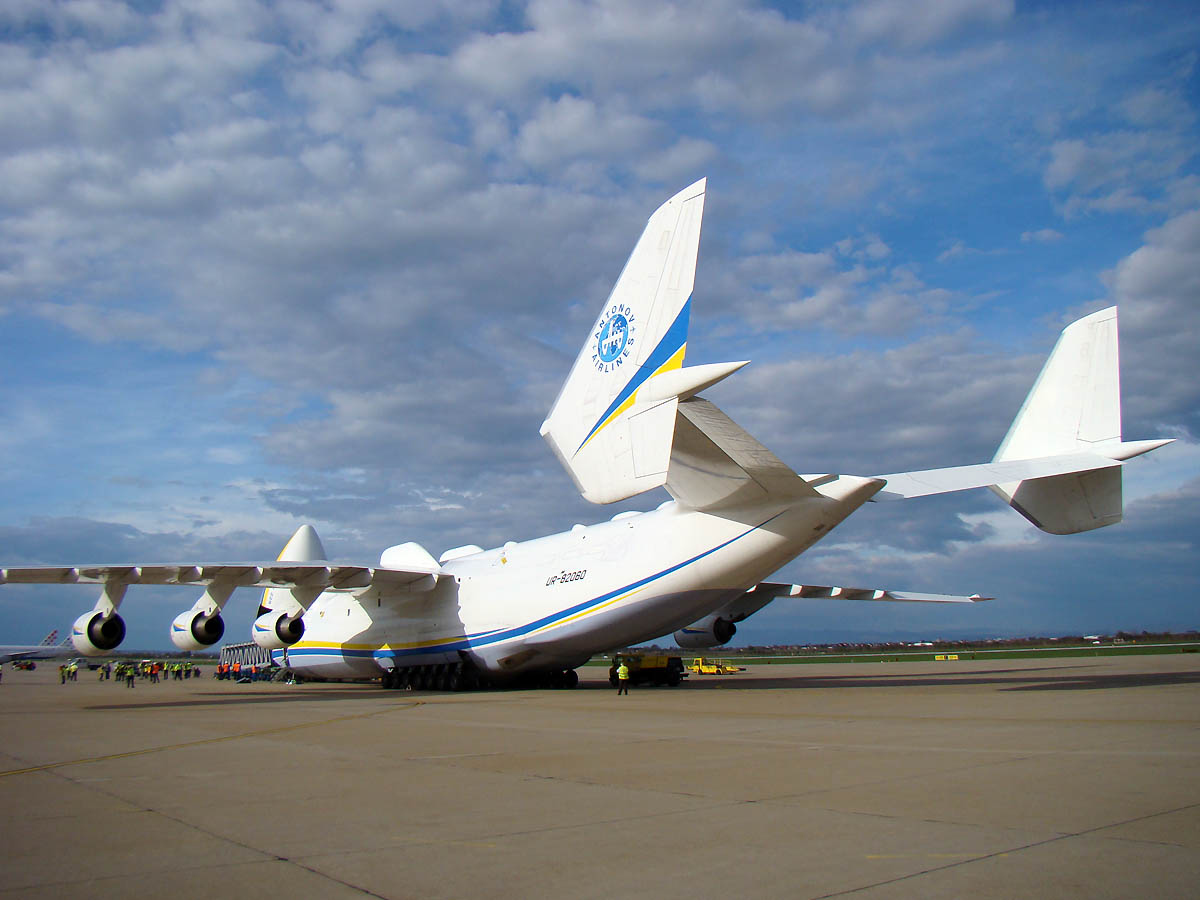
[616,659,631,695]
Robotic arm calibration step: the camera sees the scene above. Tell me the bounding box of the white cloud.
[849,0,1013,49]
[1107,209,1200,437]
[515,95,659,169]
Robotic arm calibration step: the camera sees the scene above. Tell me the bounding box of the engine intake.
[171,609,225,651]
[72,609,126,655]
[674,615,736,649]
[253,610,305,649]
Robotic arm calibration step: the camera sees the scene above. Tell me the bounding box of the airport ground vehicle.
[687,657,745,674]
[609,654,687,687]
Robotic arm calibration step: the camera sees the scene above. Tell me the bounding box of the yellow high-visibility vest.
[617,665,630,680]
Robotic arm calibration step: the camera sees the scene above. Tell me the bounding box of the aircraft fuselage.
[281,476,882,681]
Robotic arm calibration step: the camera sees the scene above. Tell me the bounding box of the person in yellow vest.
[616,659,631,695]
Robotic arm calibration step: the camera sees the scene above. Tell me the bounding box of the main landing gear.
[379,662,579,692]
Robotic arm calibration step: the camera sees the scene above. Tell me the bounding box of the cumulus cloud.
[1107,209,1200,439]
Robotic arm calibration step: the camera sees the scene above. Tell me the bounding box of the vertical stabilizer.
[992,307,1124,533]
[541,179,706,503]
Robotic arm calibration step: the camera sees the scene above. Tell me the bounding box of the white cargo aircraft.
[0,180,1172,690]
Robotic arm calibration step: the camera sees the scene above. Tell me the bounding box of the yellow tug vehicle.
[687,657,746,675]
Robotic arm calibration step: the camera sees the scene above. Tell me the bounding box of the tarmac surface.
[1,654,1198,899]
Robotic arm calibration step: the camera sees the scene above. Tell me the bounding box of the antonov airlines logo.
[593,304,635,372]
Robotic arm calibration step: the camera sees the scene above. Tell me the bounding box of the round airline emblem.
[593,305,636,372]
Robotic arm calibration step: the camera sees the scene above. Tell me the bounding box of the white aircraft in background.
[0,180,1172,690]
[0,630,72,666]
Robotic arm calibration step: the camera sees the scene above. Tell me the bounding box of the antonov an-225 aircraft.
[0,180,1172,690]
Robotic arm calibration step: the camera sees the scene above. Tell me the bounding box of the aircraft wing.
[713,580,988,627]
[678,581,988,647]
[731,581,989,619]
[0,562,443,593]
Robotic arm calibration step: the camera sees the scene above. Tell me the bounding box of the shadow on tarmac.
[633,665,1200,692]
[82,663,1200,708]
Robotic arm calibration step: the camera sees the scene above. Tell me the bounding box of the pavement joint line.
[808,800,1200,899]
[0,699,424,779]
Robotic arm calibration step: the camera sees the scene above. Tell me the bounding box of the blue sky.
[1,0,1196,650]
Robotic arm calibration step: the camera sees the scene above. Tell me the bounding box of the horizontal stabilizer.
[874,451,1121,500]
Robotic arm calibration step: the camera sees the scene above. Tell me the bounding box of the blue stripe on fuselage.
[286,508,783,665]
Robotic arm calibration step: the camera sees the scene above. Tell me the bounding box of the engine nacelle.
[72,609,126,655]
[674,615,736,649]
[252,610,305,650]
[170,609,225,652]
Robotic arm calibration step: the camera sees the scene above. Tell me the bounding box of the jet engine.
[170,608,225,651]
[673,614,736,649]
[252,610,305,649]
[72,609,126,655]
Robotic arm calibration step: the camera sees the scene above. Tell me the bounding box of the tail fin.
[875,306,1171,529]
[996,306,1121,461]
[991,307,1168,533]
[39,629,59,646]
[541,179,708,503]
